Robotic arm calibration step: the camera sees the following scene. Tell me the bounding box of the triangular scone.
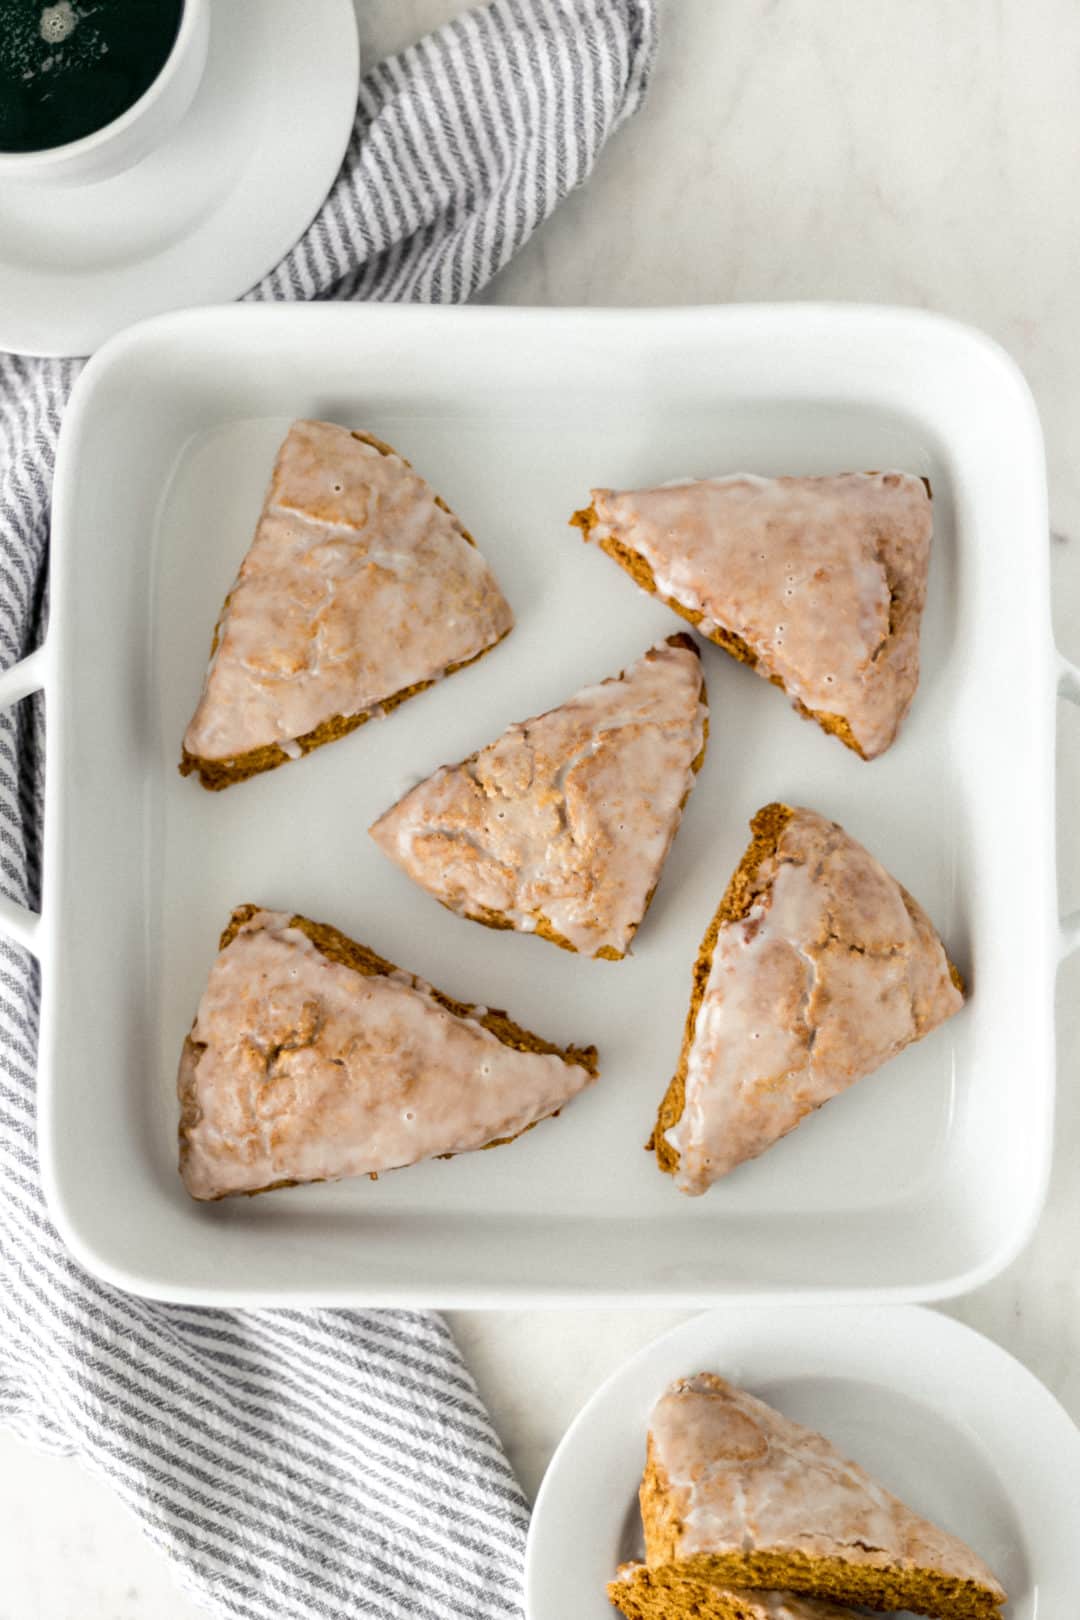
[181,420,513,789]
[370,634,708,960]
[572,472,932,759]
[609,1563,858,1620]
[178,906,597,1200]
[652,804,963,1192]
[639,1374,1006,1619]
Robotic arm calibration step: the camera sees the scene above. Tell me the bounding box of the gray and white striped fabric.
[0,5,656,1617]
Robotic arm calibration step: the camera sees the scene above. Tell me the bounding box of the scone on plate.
[370,634,708,960]
[572,472,932,759]
[181,419,513,789]
[651,804,963,1193]
[633,1373,1006,1619]
[608,1565,856,1620]
[178,906,597,1200]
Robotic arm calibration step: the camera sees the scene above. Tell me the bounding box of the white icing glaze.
[586,472,931,759]
[184,421,513,762]
[369,638,707,957]
[666,807,963,1193]
[178,909,594,1200]
[645,1375,1004,1598]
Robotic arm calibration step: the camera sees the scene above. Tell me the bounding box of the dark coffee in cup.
[0,0,184,153]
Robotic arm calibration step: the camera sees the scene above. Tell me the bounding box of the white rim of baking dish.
[22,301,1074,1305]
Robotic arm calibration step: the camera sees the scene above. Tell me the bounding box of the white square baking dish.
[9,302,1069,1305]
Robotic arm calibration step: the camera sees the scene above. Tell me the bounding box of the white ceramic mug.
[0,0,210,186]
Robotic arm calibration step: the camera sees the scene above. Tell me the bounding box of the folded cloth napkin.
[0,4,656,1617]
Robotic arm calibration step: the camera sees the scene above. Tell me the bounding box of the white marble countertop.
[6,0,1080,1611]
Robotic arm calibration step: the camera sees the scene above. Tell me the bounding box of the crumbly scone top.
[178,909,595,1200]
[370,637,707,957]
[184,420,513,762]
[585,473,931,759]
[665,806,962,1192]
[644,1375,1004,1598]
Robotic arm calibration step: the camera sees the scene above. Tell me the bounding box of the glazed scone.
[572,472,932,759]
[652,804,963,1192]
[370,634,708,960]
[181,420,513,789]
[178,906,598,1200]
[608,1565,857,1620]
[638,1374,1006,1619]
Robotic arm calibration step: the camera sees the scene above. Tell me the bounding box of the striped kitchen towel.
[0,4,656,1618]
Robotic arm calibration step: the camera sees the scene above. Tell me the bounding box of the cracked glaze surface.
[178,909,596,1200]
[183,420,513,762]
[585,473,931,759]
[369,637,707,957]
[644,1375,1005,1598]
[665,807,963,1192]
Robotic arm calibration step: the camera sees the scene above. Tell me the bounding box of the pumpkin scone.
[608,1563,861,1620]
[636,1374,1006,1619]
[370,634,708,960]
[178,906,597,1200]
[651,804,963,1193]
[181,419,513,789]
[572,472,932,759]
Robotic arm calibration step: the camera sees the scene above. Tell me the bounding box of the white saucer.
[0,0,359,357]
[525,1305,1080,1619]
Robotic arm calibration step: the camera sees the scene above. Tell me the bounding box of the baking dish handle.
[1060,653,1080,958]
[0,645,46,955]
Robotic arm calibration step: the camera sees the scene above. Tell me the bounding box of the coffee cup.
[0,0,209,185]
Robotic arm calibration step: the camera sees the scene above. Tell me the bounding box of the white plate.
[524,1305,1080,1620]
[16,303,1073,1304]
[0,0,358,357]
